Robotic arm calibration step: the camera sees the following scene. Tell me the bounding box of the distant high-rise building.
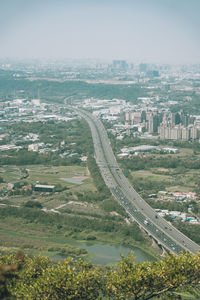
[171,112,181,125]
[139,63,147,72]
[146,112,158,133]
[159,124,170,140]
[131,112,141,124]
[141,110,146,122]
[181,114,189,127]
[125,111,130,122]
[181,127,190,140]
[158,123,199,141]
[112,60,128,70]
[189,125,199,140]
[170,125,182,140]
[146,70,159,77]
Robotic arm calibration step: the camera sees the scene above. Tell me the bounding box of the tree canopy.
[1,251,200,299]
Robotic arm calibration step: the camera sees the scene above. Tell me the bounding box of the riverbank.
[0,211,158,265]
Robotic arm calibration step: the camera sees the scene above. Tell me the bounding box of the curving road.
[68,106,200,255]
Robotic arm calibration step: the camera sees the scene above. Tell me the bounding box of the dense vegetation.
[87,156,111,198]
[0,206,145,244]
[175,222,200,245]
[0,119,93,166]
[1,251,200,299]
[0,71,146,103]
[121,155,200,172]
[171,94,200,114]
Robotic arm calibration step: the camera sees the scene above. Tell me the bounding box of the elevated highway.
[68,106,200,255]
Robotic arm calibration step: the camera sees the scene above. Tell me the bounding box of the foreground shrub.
[0,251,200,299]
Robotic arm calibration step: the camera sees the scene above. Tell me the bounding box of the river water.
[78,242,155,265]
[51,238,155,265]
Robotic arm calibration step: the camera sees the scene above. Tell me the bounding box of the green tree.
[106,252,200,299]
[23,201,43,209]
[1,252,200,299]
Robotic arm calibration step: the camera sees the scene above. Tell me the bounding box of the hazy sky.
[0,0,200,63]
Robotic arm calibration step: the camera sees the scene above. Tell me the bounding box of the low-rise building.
[28,143,45,152]
[34,184,55,192]
[121,145,158,154]
[161,147,178,154]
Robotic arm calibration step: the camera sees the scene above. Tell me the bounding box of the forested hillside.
[0,251,200,299]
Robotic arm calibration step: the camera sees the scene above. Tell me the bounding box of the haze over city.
[0,0,200,64]
[2,1,200,298]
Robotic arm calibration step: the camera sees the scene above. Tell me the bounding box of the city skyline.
[0,0,200,64]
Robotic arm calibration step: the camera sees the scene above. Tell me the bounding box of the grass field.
[26,165,94,188]
[130,167,197,194]
[131,170,173,181]
[174,148,194,156]
[0,166,22,186]
[0,165,97,207]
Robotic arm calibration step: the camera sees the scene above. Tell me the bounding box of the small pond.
[60,177,87,184]
[51,238,155,265]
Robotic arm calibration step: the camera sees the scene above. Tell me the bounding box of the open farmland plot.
[26,165,96,194]
[0,166,22,187]
[26,165,88,185]
[0,165,95,191]
[131,170,173,182]
[0,165,97,209]
[130,167,197,195]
